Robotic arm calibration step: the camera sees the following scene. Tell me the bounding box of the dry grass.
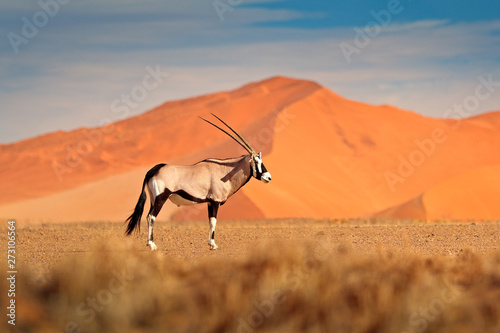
[2,235,499,333]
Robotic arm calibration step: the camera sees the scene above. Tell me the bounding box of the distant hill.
[1,76,499,223]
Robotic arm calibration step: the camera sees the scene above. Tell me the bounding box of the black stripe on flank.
[172,190,208,204]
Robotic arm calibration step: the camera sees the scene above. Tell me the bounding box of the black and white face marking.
[251,152,272,183]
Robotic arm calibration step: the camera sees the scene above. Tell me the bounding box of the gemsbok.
[125,114,272,250]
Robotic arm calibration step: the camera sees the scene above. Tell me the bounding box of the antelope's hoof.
[148,242,158,251]
[209,245,220,251]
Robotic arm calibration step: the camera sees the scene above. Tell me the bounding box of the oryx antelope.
[125,114,272,250]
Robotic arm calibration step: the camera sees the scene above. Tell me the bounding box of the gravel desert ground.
[2,219,499,332]
[9,219,500,270]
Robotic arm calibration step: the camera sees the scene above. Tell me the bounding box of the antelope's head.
[199,114,272,184]
[249,152,271,183]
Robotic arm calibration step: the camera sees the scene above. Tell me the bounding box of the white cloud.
[383,19,449,32]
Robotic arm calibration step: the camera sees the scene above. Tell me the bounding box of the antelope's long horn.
[199,115,254,154]
[209,113,256,153]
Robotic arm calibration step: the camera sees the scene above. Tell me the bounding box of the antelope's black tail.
[125,181,147,235]
[125,163,166,235]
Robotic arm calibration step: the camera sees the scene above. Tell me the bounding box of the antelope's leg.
[147,215,157,251]
[146,189,170,251]
[207,201,220,250]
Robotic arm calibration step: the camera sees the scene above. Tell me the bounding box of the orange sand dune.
[374,112,500,221]
[1,76,500,223]
[0,76,319,205]
[373,195,426,220]
[243,88,500,219]
[0,76,320,222]
[423,164,500,220]
[376,164,500,221]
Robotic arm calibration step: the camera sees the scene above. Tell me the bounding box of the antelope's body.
[125,114,271,250]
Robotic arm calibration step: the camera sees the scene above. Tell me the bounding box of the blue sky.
[1,0,499,143]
